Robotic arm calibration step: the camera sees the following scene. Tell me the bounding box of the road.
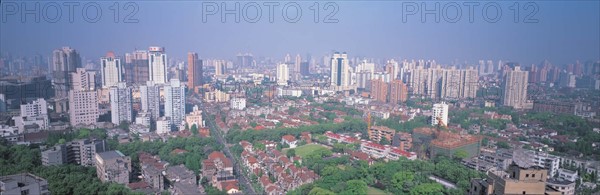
[202,104,257,195]
[428,175,457,189]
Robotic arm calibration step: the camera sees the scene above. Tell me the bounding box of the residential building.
[469,163,561,195]
[368,126,395,143]
[281,135,298,148]
[156,117,171,134]
[101,52,123,88]
[277,63,289,86]
[502,66,529,109]
[13,98,49,132]
[431,102,449,126]
[110,82,133,124]
[370,79,388,102]
[0,173,50,195]
[389,79,408,104]
[41,139,107,166]
[558,168,578,182]
[69,69,99,126]
[140,81,161,120]
[185,105,204,129]
[95,150,131,184]
[164,79,186,128]
[138,153,166,190]
[230,98,246,110]
[214,60,226,76]
[546,179,575,195]
[71,67,96,91]
[148,46,167,84]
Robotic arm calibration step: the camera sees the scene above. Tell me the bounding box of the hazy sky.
[1,1,599,66]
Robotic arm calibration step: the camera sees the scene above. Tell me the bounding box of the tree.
[379,137,390,145]
[191,124,198,135]
[287,149,296,158]
[342,180,367,195]
[409,183,443,195]
[392,171,414,192]
[497,141,511,149]
[308,187,336,195]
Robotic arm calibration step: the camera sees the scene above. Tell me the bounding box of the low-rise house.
[0,173,50,195]
[281,135,298,148]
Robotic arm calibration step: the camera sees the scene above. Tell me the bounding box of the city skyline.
[1,1,599,66]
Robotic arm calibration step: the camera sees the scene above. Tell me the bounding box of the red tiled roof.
[282,135,296,142]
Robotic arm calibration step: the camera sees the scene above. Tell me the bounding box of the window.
[526,174,529,177]
[523,191,526,194]
[532,174,535,177]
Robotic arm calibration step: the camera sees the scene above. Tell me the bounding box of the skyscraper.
[187,52,203,91]
[294,54,302,73]
[52,47,82,97]
[330,52,350,88]
[389,79,408,104]
[502,66,529,109]
[110,82,133,124]
[277,64,289,86]
[431,102,449,126]
[101,52,123,88]
[69,68,99,126]
[140,81,160,120]
[164,79,185,129]
[148,47,167,84]
[124,50,149,85]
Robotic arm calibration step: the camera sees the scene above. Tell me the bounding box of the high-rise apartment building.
[139,81,160,120]
[164,79,185,128]
[277,63,289,86]
[502,66,529,109]
[101,52,123,88]
[214,60,227,76]
[110,82,133,124]
[148,47,167,84]
[431,102,449,126]
[187,52,203,91]
[371,79,388,102]
[71,68,96,91]
[389,79,408,104]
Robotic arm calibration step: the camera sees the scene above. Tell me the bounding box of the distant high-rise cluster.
[409,66,479,100]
